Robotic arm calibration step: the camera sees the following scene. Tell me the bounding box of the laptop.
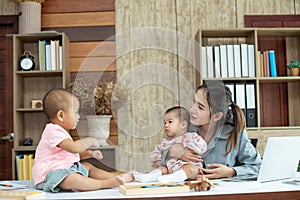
[220,136,300,182]
[257,136,300,182]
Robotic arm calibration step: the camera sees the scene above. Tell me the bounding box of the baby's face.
[163,112,182,138]
[62,96,80,129]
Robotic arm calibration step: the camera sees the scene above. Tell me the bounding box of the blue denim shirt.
[203,125,262,176]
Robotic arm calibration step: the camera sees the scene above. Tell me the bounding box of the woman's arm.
[168,144,202,162]
[200,129,261,179]
[232,130,262,176]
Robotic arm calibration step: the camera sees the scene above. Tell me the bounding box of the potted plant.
[287,60,300,76]
[68,76,115,146]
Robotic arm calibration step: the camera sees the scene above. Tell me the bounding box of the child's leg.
[82,162,134,182]
[133,168,164,182]
[158,166,168,175]
[181,164,199,180]
[157,164,199,183]
[58,173,124,191]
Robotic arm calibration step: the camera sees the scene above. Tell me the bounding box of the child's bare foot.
[120,170,134,182]
[114,175,125,186]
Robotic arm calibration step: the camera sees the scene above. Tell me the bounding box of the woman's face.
[189,89,211,127]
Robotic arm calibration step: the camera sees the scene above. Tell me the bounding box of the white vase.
[86,115,112,146]
[19,2,41,34]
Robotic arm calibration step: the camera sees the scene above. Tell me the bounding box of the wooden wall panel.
[236,0,295,28]
[70,41,116,72]
[42,11,115,28]
[42,26,115,42]
[116,0,178,172]
[0,0,18,15]
[41,0,115,13]
[70,41,116,57]
[296,0,300,14]
[70,57,116,72]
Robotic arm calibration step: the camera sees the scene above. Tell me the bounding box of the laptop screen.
[257,136,300,182]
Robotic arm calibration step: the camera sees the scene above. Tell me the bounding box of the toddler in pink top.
[32,89,133,192]
[134,106,207,183]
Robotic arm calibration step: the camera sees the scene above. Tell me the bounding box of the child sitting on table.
[32,89,133,192]
[134,106,207,183]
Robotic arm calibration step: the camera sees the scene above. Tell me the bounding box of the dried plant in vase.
[67,76,128,146]
[67,76,115,116]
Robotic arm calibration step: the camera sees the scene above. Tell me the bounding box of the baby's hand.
[90,138,101,148]
[83,137,100,149]
[90,150,103,160]
[153,161,162,168]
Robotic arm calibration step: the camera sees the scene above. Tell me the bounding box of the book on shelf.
[263,51,270,77]
[213,46,221,78]
[38,40,46,71]
[240,44,249,77]
[233,44,241,78]
[235,83,246,117]
[16,155,23,180]
[201,46,208,78]
[55,40,60,70]
[256,51,263,77]
[227,44,235,78]
[59,46,63,70]
[259,52,264,77]
[225,82,235,102]
[247,44,255,77]
[45,44,52,71]
[268,50,277,77]
[15,154,34,180]
[206,46,214,78]
[245,83,257,127]
[38,40,62,71]
[50,40,57,70]
[201,44,256,79]
[220,45,228,78]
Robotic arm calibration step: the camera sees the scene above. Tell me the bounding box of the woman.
[168,81,261,179]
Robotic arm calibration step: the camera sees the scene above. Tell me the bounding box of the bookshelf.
[196,28,300,155]
[12,32,70,179]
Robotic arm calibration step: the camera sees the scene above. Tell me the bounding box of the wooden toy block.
[119,183,190,196]
[185,177,214,191]
[0,190,45,200]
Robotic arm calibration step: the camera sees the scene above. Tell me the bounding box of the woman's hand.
[198,163,236,179]
[169,144,202,162]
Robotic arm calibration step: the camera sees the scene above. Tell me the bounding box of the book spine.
[213,46,221,78]
[268,50,277,77]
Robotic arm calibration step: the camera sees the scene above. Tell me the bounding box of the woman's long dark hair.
[198,81,246,155]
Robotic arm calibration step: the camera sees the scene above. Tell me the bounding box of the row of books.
[38,40,63,71]
[15,154,34,180]
[225,82,257,127]
[257,50,277,77]
[201,44,255,78]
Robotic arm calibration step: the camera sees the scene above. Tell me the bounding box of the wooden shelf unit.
[196,28,300,154]
[12,32,70,179]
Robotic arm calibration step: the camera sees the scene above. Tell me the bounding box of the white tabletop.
[4,179,300,199]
